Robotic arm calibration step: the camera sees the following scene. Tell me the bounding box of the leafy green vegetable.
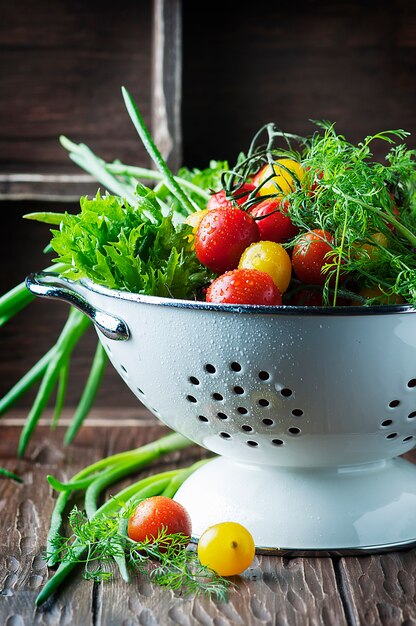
[49,190,214,299]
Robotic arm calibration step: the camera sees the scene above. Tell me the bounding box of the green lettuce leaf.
[50,189,214,299]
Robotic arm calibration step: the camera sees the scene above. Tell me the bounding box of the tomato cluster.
[127,496,256,577]
[190,158,339,306]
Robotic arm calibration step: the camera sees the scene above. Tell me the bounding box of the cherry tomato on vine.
[353,285,405,306]
[285,288,324,306]
[238,240,292,294]
[127,496,192,546]
[251,164,267,188]
[195,207,260,274]
[305,167,324,197]
[291,229,335,286]
[206,183,256,211]
[250,198,299,242]
[358,231,389,262]
[206,268,282,305]
[255,159,305,197]
[197,521,256,577]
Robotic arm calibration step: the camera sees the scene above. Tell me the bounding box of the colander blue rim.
[81,279,416,316]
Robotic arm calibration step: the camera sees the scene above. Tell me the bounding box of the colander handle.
[25,272,130,341]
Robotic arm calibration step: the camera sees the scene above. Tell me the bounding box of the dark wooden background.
[1,0,416,409]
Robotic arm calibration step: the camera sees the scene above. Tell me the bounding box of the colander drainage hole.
[213,393,223,401]
[381,419,393,427]
[230,362,242,372]
[189,376,200,385]
[288,427,301,435]
[408,412,416,419]
[389,400,400,408]
[262,418,274,426]
[120,365,128,375]
[386,432,398,439]
[220,432,231,439]
[137,388,145,396]
[242,425,253,432]
[272,439,284,446]
[281,388,293,397]
[292,409,304,417]
[408,379,416,388]
[258,399,269,407]
[259,371,270,381]
[403,435,414,443]
[237,407,248,415]
[234,386,245,395]
[217,412,228,420]
[247,440,258,447]
[205,364,216,374]
[186,395,197,403]
[198,415,209,423]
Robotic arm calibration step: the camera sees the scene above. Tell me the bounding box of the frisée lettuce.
[49,188,214,299]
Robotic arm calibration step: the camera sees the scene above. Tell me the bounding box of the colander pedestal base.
[174,455,416,554]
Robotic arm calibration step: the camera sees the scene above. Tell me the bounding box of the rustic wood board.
[1,413,416,625]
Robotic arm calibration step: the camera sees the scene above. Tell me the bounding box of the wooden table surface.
[1,409,416,626]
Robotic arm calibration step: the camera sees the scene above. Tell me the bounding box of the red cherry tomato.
[251,164,268,188]
[292,229,335,286]
[207,183,256,211]
[206,268,282,305]
[127,496,192,547]
[285,287,350,306]
[195,207,260,274]
[285,288,324,306]
[250,198,299,242]
[305,167,324,196]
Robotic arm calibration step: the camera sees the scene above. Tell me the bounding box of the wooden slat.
[0,174,98,202]
[98,555,348,626]
[151,0,183,172]
[337,552,416,625]
[0,0,154,200]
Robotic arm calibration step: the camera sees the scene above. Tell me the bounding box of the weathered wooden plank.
[151,0,183,171]
[0,173,98,202]
[337,551,416,626]
[0,425,101,626]
[0,0,153,178]
[95,553,348,626]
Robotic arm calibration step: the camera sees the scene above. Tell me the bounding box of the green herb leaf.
[50,190,214,299]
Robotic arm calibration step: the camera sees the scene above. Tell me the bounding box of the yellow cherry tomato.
[197,521,256,576]
[353,286,405,306]
[360,231,389,261]
[256,158,305,197]
[239,240,292,294]
[185,209,209,244]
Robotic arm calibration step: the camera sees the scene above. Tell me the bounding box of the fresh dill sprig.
[232,121,416,306]
[47,504,233,601]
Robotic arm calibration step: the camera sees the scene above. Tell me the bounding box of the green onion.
[0,467,23,482]
[17,309,91,458]
[121,86,199,215]
[64,342,107,445]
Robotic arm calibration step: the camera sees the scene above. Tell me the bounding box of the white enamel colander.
[26,271,416,555]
